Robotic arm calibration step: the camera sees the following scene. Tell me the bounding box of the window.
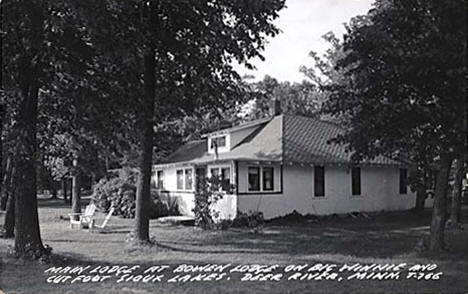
[263,167,274,191]
[211,136,226,148]
[185,169,193,190]
[221,167,231,191]
[157,170,164,189]
[248,167,260,191]
[351,167,361,196]
[314,166,325,197]
[176,170,184,190]
[210,168,219,178]
[209,167,231,191]
[399,168,408,194]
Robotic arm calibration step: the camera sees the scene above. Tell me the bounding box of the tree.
[78,0,286,243]
[239,75,321,122]
[323,0,466,252]
[1,0,99,256]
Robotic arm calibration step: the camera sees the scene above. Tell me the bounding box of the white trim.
[175,167,195,192]
[247,165,277,193]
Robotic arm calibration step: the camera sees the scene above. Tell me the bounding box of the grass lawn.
[1,198,467,294]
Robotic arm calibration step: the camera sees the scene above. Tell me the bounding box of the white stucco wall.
[156,163,416,220]
[237,164,416,219]
[154,162,237,219]
[237,162,282,193]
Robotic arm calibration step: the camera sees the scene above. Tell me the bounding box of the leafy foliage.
[231,211,265,229]
[193,176,230,230]
[323,0,466,162]
[91,168,179,219]
[317,0,466,251]
[91,169,138,218]
[239,75,321,121]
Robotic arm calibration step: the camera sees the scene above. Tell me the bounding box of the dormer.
[204,116,275,155]
[207,133,231,154]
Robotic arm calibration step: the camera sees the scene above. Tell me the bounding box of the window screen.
[314,166,325,197]
[157,170,164,189]
[221,167,231,191]
[185,169,193,190]
[176,170,184,190]
[351,167,361,196]
[248,167,260,191]
[263,167,274,191]
[399,168,408,194]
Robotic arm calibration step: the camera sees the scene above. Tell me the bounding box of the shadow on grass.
[38,198,91,208]
[152,210,468,260]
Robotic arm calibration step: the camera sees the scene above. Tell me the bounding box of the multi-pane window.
[314,166,325,197]
[176,170,184,190]
[248,166,275,192]
[248,167,261,191]
[157,170,164,189]
[399,168,408,194]
[185,169,193,190]
[177,168,194,190]
[263,167,274,191]
[209,167,231,192]
[211,136,226,148]
[351,167,361,196]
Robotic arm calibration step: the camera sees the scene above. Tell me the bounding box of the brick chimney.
[268,98,281,116]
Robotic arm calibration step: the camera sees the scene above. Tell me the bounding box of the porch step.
[155,216,195,226]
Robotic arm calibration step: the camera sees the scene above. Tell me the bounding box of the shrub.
[150,191,180,218]
[193,176,226,230]
[92,168,179,218]
[92,168,138,218]
[231,211,265,228]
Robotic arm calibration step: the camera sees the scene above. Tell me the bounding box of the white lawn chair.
[90,207,115,233]
[69,203,97,229]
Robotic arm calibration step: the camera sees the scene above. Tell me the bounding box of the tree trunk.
[414,186,426,213]
[14,82,45,255]
[4,187,15,238]
[0,104,4,205]
[68,178,72,205]
[71,167,82,222]
[50,170,57,199]
[14,1,46,256]
[449,157,464,225]
[428,153,453,252]
[0,157,12,210]
[133,49,155,243]
[62,177,68,203]
[51,185,57,199]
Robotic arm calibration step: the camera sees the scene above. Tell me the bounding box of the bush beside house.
[92,168,179,218]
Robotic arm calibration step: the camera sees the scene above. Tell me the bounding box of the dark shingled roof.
[157,114,400,166]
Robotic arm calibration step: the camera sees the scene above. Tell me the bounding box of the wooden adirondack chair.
[89,206,115,233]
[69,203,97,229]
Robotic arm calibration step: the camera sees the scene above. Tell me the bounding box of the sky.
[234,0,374,83]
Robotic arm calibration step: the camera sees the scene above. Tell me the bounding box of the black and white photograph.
[0,0,467,293]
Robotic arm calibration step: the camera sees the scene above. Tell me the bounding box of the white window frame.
[156,170,164,190]
[247,165,276,192]
[208,134,231,154]
[176,167,194,191]
[209,165,232,192]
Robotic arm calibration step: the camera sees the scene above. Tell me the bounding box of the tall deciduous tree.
[323,0,466,252]
[239,75,321,122]
[1,0,98,256]
[79,0,285,243]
